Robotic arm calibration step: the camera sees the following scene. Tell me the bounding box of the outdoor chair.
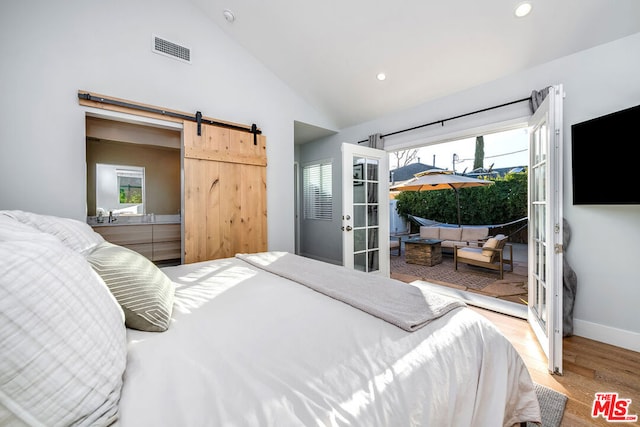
[453,234,513,279]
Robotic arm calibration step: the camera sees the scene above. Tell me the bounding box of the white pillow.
[0,213,59,243]
[0,239,126,426]
[1,210,104,254]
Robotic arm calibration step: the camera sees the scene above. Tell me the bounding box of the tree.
[473,135,484,170]
[392,149,419,169]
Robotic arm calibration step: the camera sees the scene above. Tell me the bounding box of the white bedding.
[117,256,540,426]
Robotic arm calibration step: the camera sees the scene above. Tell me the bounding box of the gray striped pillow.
[87,241,175,332]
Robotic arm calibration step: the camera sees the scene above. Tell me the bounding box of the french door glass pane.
[354,229,366,252]
[354,205,366,228]
[368,250,379,272]
[366,159,379,180]
[367,205,379,226]
[367,228,379,250]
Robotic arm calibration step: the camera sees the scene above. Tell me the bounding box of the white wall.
[299,33,640,351]
[2,1,638,351]
[0,0,335,253]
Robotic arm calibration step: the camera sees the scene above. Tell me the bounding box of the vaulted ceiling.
[190,0,640,141]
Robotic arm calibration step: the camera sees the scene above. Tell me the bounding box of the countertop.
[88,214,181,227]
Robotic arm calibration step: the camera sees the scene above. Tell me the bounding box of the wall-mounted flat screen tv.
[571,104,640,205]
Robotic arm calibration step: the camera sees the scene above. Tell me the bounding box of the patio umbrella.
[390,170,494,226]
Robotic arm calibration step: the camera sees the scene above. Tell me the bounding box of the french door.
[527,85,564,374]
[341,143,390,276]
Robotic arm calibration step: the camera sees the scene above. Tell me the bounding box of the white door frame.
[341,143,390,276]
[527,84,564,375]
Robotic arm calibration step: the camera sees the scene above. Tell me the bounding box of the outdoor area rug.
[527,383,568,427]
[390,253,527,291]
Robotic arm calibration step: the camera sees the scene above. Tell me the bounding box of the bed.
[0,210,541,427]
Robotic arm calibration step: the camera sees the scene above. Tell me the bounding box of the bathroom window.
[96,163,145,215]
[118,169,144,204]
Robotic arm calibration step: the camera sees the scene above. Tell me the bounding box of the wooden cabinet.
[93,223,181,262]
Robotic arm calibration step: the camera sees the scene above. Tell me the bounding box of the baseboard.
[573,319,640,353]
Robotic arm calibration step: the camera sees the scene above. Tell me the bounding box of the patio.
[390,237,529,305]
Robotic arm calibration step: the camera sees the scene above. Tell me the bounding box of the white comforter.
[117,256,540,426]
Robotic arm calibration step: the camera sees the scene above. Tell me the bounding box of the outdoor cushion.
[457,247,491,262]
[482,234,506,256]
[439,227,462,241]
[461,227,489,242]
[420,227,440,240]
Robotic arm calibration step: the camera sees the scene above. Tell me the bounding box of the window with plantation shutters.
[303,161,332,220]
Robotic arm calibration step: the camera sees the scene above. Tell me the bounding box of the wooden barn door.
[183,121,267,264]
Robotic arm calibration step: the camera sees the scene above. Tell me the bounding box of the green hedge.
[394,171,528,227]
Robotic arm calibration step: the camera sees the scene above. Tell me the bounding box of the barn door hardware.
[78,92,261,140]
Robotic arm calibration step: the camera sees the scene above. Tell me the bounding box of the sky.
[390,127,529,172]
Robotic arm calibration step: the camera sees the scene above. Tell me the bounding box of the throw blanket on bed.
[236,252,465,332]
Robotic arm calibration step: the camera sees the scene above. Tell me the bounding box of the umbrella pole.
[455,189,461,227]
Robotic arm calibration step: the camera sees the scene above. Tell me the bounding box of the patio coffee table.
[404,238,443,266]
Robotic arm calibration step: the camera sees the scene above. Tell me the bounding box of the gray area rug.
[528,383,568,427]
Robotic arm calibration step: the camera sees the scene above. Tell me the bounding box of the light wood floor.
[471,307,640,426]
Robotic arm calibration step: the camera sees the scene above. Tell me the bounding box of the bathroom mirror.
[96,163,145,215]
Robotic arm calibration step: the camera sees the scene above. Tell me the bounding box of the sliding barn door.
[183,121,267,264]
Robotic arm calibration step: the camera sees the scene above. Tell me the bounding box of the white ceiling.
[190,0,640,143]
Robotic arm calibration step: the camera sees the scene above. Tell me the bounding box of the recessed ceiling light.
[514,2,532,17]
[223,9,235,23]
[376,73,386,81]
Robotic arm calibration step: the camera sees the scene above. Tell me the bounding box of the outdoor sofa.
[413,225,490,253]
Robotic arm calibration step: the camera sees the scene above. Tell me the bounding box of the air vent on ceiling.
[152,34,191,64]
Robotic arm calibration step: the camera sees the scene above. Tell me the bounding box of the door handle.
[345,225,353,231]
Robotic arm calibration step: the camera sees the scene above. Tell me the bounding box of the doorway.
[84,112,183,264]
[389,126,530,315]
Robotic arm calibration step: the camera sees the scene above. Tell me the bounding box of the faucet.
[108,211,117,223]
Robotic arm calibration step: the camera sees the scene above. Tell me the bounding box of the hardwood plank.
[470,307,640,426]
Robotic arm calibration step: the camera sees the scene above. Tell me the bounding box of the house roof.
[462,166,527,178]
[389,163,442,183]
[391,163,526,183]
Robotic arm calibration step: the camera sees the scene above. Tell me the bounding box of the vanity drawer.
[152,224,180,242]
[93,225,152,245]
[123,243,154,259]
[152,241,181,261]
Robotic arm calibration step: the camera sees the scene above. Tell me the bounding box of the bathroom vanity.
[91,218,181,263]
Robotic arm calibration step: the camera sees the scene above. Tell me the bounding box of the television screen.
[571,104,640,205]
